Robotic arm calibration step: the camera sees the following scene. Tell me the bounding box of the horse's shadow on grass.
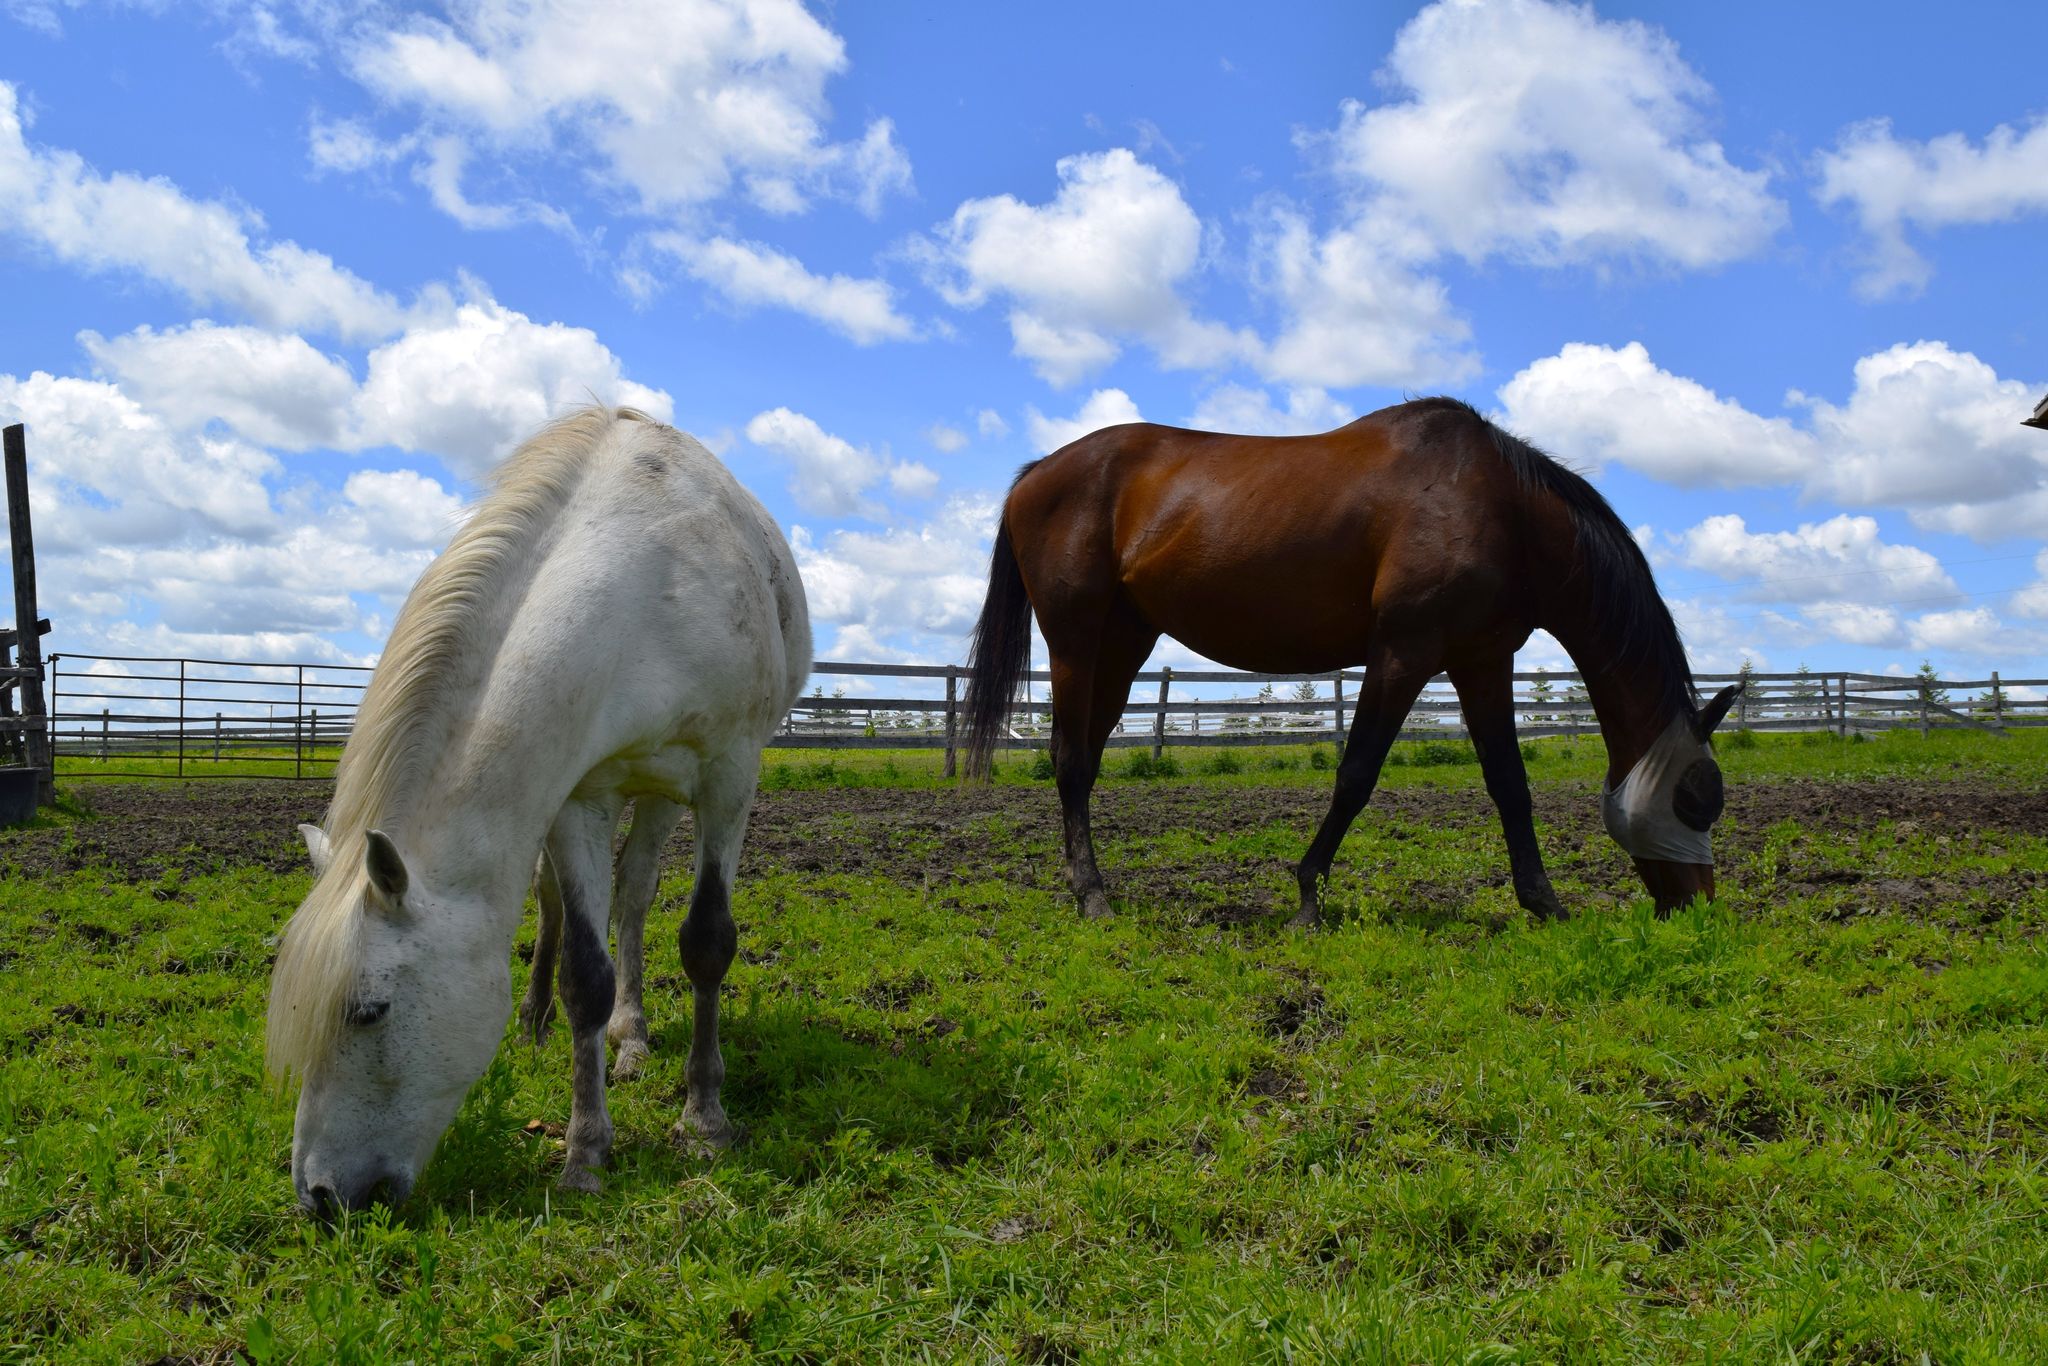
[407,1000,1044,1221]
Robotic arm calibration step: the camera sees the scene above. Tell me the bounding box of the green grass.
[2,733,2046,1361]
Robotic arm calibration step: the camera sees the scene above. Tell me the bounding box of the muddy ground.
[3,776,2041,926]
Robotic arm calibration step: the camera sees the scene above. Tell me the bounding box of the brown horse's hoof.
[1287,903,1324,930]
[1525,897,1571,923]
[1079,889,1113,920]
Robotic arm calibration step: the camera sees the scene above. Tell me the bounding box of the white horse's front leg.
[674,760,757,1156]
[544,800,624,1192]
[607,799,684,1080]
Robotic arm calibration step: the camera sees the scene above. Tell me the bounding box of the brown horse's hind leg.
[1293,654,1435,927]
[1448,663,1568,922]
[1047,620,1156,919]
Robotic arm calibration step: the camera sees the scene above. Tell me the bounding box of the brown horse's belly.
[1122,553,1376,674]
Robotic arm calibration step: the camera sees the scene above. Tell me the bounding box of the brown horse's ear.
[1695,683,1743,742]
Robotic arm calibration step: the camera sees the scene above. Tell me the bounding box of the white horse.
[267,406,810,1215]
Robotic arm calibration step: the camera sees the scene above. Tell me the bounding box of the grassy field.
[3,729,2047,1362]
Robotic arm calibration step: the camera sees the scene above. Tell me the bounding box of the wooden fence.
[28,652,2047,782]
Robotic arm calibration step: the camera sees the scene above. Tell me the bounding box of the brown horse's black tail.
[962,515,1033,780]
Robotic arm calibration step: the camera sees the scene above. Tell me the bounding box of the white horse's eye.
[347,999,391,1028]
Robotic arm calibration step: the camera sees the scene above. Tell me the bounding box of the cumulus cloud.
[2015,551,2048,621]
[918,148,1248,386]
[1325,0,1782,270]
[792,494,999,659]
[1189,383,1352,436]
[1816,115,2048,298]
[1240,0,1780,392]
[925,423,968,454]
[652,234,918,345]
[80,323,357,450]
[745,406,930,519]
[1025,388,1144,454]
[1678,514,1956,603]
[0,81,402,340]
[1498,339,2047,539]
[344,0,911,220]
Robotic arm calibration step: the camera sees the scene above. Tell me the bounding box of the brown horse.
[961,397,1741,924]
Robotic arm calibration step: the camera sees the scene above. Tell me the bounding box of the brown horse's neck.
[1547,620,1690,786]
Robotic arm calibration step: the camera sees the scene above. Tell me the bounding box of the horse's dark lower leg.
[546,802,623,1192]
[1451,664,1567,922]
[1049,626,1155,919]
[673,762,753,1155]
[518,853,562,1046]
[1294,662,1432,926]
[607,798,684,1080]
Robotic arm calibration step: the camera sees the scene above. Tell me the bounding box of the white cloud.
[975,408,1009,438]
[655,235,918,345]
[1247,206,1474,388]
[925,423,968,454]
[80,323,357,450]
[919,148,1247,385]
[1793,341,2046,512]
[746,406,933,519]
[1816,115,2048,298]
[1189,383,1351,436]
[792,494,999,657]
[1498,339,2047,538]
[1241,0,1779,392]
[353,296,672,478]
[1803,601,1905,649]
[2014,551,2048,621]
[308,116,413,175]
[1324,0,1782,270]
[345,0,911,220]
[1026,388,1144,454]
[1677,513,1956,603]
[1497,341,1812,487]
[0,81,402,341]
[342,469,468,548]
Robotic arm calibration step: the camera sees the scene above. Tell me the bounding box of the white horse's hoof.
[611,1038,650,1081]
[557,1165,603,1194]
[672,1115,736,1158]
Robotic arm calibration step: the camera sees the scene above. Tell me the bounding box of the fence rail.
[9,652,2040,783]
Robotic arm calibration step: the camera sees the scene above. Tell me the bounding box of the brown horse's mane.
[1416,396,1699,724]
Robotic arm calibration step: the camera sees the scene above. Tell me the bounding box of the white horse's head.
[275,826,512,1217]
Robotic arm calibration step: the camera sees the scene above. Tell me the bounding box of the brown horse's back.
[1005,401,1560,673]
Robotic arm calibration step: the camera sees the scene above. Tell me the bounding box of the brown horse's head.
[1604,684,1743,914]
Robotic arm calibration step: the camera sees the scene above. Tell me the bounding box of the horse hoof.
[1287,904,1323,930]
[557,1165,603,1195]
[672,1116,736,1159]
[1079,890,1113,920]
[518,1000,554,1048]
[611,1040,649,1081]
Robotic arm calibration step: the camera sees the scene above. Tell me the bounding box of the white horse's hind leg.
[545,800,624,1193]
[608,798,684,1080]
[517,853,560,1047]
[673,760,757,1156]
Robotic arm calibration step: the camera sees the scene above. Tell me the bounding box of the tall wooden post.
[4,424,52,804]
[1991,671,2004,728]
[1152,667,1171,763]
[1835,675,1846,739]
[943,667,959,779]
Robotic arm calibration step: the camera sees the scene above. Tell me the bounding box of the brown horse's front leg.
[1451,664,1568,922]
[1295,661,1432,927]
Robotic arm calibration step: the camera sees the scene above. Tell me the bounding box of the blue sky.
[2,0,2045,690]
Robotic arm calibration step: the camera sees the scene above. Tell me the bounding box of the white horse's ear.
[299,823,331,874]
[364,829,410,905]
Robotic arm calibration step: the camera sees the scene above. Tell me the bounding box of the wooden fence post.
[214,713,222,761]
[295,665,305,779]
[5,423,53,803]
[1332,672,1347,759]
[943,667,958,779]
[1992,671,2004,727]
[1153,667,1171,763]
[177,658,187,778]
[1835,675,1846,738]
[100,709,108,761]
[1920,684,1930,738]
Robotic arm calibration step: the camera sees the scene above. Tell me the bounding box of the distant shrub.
[1121,750,1181,779]
[1029,750,1055,780]
[1520,740,1540,764]
[1259,753,1298,772]
[1202,750,1244,775]
[1309,746,1333,771]
[1722,728,1759,751]
[1412,740,1477,767]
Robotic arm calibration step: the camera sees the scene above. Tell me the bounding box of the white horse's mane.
[266,404,653,1081]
